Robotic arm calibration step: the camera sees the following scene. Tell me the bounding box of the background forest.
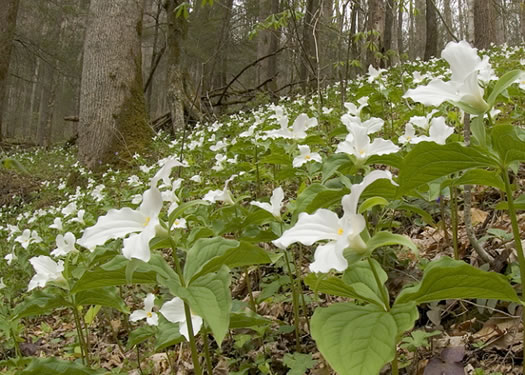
[0,1,525,375]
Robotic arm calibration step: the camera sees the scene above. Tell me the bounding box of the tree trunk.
[474,0,496,49]
[467,0,475,42]
[397,0,404,55]
[366,0,386,67]
[424,0,438,60]
[384,0,394,65]
[521,0,525,42]
[257,0,280,93]
[78,0,151,169]
[0,0,20,141]
[414,0,426,58]
[299,0,319,90]
[443,0,454,44]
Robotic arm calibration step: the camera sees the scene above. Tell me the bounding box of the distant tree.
[256,0,280,94]
[424,0,438,60]
[366,0,386,67]
[0,0,20,141]
[78,0,151,169]
[473,0,497,49]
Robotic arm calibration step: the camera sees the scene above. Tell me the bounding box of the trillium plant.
[1,40,523,375]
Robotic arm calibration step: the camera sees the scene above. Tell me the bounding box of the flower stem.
[202,328,214,374]
[168,235,203,375]
[367,257,389,311]
[244,267,257,312]
[450,187,459,260]
[284,249,302,352]
[502,170,525,370]
[72,305,88,365]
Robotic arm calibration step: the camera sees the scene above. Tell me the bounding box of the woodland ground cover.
[0,41,524,375]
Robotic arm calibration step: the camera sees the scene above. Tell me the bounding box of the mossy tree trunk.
[78,0,151,169]
[0,0,20,142]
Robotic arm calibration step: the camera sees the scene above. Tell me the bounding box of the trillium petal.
[160,297,186,324]
[144,293,156,312]
[273,209,341,249]
[309,242,348,273]
[428,117,454,145]
[139,187,163,218]
[343,170,396,215]
[441,40,480,83]
[78,207,146,250]
[250,201,273,214]
[122,227,154,262]
[270,187,284,217]
[146,312,159,326]
[129,310,148,322]
[368,138,400,156]
[404,78,460,107]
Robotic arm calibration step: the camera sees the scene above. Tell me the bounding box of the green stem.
[244,267,257,312]
[502,170,525,371]
[284,249,302,352]
[72,305,88,365]
[391,351,399,375]
[136,345,145,375]
[202,328,214,374]
[168,235,203,375]
[450,187,459,260]
[10,327,21,359]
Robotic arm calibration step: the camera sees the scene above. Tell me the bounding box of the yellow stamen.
[175,220,180,225]
[305,155,311,160]
[337,228,344,235]
[144,216,151,226]
[359,150,366,155]
[146,312,153,318]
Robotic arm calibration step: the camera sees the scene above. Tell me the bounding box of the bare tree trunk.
[257,0,280,94]
[474,0,496,49]
[521,0,525,42]
[414,0,426,58]
[424,0,438,59]
[78,0,151,169]
[443,0,453,44]
[0,0,20,141]
[366,0,386,67]
[299,0,319,90]
[384,0,395,65]
[467,0,475,43]
[397,0,404,55]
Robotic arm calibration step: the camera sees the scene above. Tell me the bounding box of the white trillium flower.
[426,117,455,144]
[172,218,187,229]
[336,124,400,162]
[160,297,203,341]
[61,202,77,217]
[70,209,85,225]
[190,175,202,183]
[130,293,159,326]
[293,145,322,168]
[0,277,5,290]
[203,177,235,205]
[404,41,491,114]
[273,170,397,273]
[49,217,63,231]
[51,232,77,257]
[367,65,384,83]
[15,229,42,249]
[151,158,187,188]
[78,187,163,262]
[5,251,17,265]
[398,123,420,145]
[28,256,65,291]
[250,187,285,218]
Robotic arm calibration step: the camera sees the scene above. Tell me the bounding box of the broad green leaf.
[311,303,397,375]
[183,237,239,280]
[441,168,504,191]
[283,352,318,375]
[293,183,347,219]
[495,194,525,211]
[229,311,272,330]
[305,273,386,308]
[390,302,419,336]
[342,259,388,302]
[322,153,352,183]
[398,142,498,194]
[366,231,418,254]
[392,203,436,227]
[487,69,523,107]
[155,319,184,351]
[360,178,399,201]
[470,115,487,146]
[491,124,525,166]
[126,325,156,350]
[75,287,129,313]
[396,256,520,305]
[84,305,102,325]
[71,266,157,293]
[20,357,105,375]
[177,266,232,345]
[14,289,69,319]
[358,196,389,213]
[190,241,273,282]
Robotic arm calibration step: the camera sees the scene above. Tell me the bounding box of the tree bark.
[0,0,20,141]
[78,0,151,169]
[257,0,280,93]
[414,0,426,58]
[299,0,319,90]
[366,0,386,67]
[424,0,438,60]
[397,0,404,55]
[474,0,496,49]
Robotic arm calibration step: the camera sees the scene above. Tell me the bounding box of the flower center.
[337,228,344,235]
[305,155,311,160]
[144,216,151,227]
[146,312,153,318]
[175,220,180,225]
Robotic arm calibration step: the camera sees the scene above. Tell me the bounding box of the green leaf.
[293,183,347,219]
[390,302,419,336]
[229,311,272,330]
[470,115,487,146]
[491,124,525,166]
[183,237,239,280]
[71,265,157,293]
[392,203,436,227]
[127,325,156,350]
[342,259,388,301]
[14,289,69,319]
[366,231,418,255]
[155,319,184,351]
[487,69,523,107]
[168,199,210,227]
[84,305,102,325]
[190,241,273,282]
[494,194,525,211]
[283,352,318,375]
[20,357,106,375]
[305,273,385,308]
[322,153,352,183]
[178,266,232,345]
[358,196,389,213]
[441,168,504,191]
[311,303,397,375]
[396,256,520,305]
[398,142,498,194]
[75,287,129,313]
